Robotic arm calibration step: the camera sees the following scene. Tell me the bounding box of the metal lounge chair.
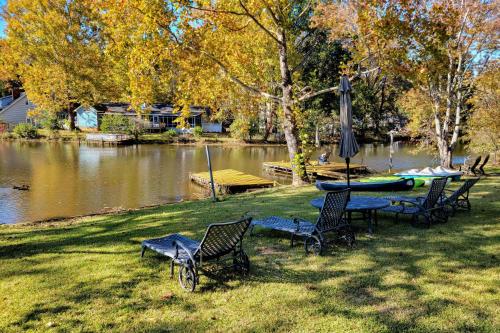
[441,177,480,215]
[141,217,252,292]
[479,155,490,175]
[250,189,352,255]
[382,177,448,227]
[461,156,481,175]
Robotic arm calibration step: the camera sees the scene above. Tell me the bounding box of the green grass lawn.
[1,173,499,332]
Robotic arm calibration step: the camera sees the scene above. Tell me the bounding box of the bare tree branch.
[152,14,281,102]
[297,67,380,101]
[238,0,282,45]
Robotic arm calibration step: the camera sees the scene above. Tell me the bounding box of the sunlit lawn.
[0,171,499,332]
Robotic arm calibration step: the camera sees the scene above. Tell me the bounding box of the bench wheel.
[179,266,197,292]
[304,236,322,255]
[234,252,250,275]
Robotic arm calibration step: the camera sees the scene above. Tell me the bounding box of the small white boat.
[395,166,462,181]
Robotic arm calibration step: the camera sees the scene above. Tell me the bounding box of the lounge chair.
[441,177,480,215]
[461,156,481,175]
[382,177,448,227]
[141,217,252,292]
[479,155,490,175]
[250,189,353,255]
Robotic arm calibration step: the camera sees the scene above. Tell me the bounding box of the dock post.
[205,145,217,202]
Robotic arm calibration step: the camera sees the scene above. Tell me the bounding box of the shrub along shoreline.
[0,171,499,332]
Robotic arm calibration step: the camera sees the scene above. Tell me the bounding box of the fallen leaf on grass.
[161,292,174,301]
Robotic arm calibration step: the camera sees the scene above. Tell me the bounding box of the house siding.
[76,106,99,129]
[0,94,35,125]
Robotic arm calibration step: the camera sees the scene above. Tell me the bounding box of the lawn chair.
[441,177,480,215]
[461,156,481,175]
[141,217,252,292]
[382,177,448,227]
[479,155,490,175]
[250,189,352,255]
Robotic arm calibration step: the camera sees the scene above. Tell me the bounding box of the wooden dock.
[86,133,133,145]
[190,169,274,194]
[263,161,369,180]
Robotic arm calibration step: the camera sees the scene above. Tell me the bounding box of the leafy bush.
[127,118,148,140]
[100,114,131,133]
[39,112,60,131]
[0,131,14,139]
[193,126,203,138]
[163,129,178,141]
[13,123,38,139]
[229,117,259,141]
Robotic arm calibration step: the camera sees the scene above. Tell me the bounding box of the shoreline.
[0,185,290,227]
[1,129,411,146]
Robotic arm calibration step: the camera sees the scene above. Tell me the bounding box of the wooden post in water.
[205,145,217,202]
[389,130,395,172]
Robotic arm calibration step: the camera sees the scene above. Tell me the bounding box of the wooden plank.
[86,133,133,142]
[263,161,368,180]
[190,169,274,194]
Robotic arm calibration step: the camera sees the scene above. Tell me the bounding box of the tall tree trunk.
[277,29,307,185]
[262,101,275,142]
[68,108,76,131]
[315,124,320,147]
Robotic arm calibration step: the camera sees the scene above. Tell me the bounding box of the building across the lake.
[75,103,223,133]
[0,90,36,126]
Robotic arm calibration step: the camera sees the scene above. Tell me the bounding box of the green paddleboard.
[359,176,425,188]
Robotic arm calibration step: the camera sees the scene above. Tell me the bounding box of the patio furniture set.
[140,176,480,291]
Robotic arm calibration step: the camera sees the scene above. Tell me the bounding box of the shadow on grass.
[1,178,499,332]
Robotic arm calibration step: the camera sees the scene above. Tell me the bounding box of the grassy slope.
[0,174,499,333]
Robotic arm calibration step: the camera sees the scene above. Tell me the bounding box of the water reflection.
[0,141,464,224]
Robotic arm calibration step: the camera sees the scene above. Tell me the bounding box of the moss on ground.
[0,171,499,332]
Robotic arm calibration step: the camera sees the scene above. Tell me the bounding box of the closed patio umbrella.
[338,75,359,191]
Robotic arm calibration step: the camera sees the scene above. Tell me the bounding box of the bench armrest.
[293,217,310,232]
[398,199,425,211]
[172,239,197,264]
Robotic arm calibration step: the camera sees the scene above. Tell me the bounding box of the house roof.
[90,103,207,117]
[0,93,30,117]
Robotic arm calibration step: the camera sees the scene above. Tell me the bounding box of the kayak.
[359,176,425,188]
[395,166,462,181]
[316,178,415,192]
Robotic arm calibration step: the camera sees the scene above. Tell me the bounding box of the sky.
[0,0,5,37]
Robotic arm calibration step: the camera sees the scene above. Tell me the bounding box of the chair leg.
[170,260,175,279]
[141,246,146,258]
[290,234,294,247]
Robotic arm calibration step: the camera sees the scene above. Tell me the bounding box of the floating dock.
[86,133,133,145]
[263,161,369,180]
[190,169,274,194]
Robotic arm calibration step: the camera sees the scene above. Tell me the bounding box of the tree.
[1,0,120,129]
[101,1,376,185]
[466,63,499,163]
[314,0,499,167]
[168,0,378,185]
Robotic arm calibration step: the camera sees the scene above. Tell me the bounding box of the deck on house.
[263,161,369,180]
[190,169,274,194]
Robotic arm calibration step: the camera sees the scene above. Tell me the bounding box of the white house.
[0,93,36,125]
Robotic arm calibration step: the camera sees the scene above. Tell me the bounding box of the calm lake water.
[0,141,465,224]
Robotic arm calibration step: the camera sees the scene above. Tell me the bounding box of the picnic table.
[310,195,391,234]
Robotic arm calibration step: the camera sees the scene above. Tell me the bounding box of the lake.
[0,141,465,224]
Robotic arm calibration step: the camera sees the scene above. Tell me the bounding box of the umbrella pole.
[346,157,351,198]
